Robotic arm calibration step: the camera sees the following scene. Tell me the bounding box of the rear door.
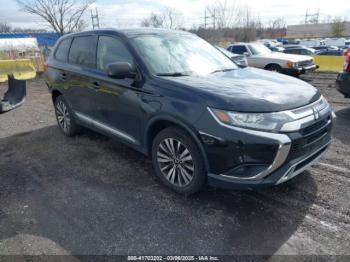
[49,38,72,96]
[66,35,98,117]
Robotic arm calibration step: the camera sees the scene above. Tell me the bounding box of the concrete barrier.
[314,55,345,72]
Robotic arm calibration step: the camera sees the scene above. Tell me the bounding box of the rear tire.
[54,95,80,137]
[152,127,207,195]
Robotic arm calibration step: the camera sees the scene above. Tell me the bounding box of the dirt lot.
[0,73,349,257]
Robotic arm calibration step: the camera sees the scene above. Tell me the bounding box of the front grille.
[298,60,313,67]
[301,116,330,136]
[289,118,331,161]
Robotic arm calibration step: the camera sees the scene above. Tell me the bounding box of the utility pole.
[204,8,211,29]
[304,9,320,24]
[305,9,308,24]
[90,7,100,30]
[204,7,217,29]
[212,9,216,30]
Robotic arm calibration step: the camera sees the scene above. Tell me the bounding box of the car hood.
[160,67,320,112]
[262,52,313,62]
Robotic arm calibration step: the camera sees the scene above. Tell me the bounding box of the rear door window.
[68,36,97,68]
[231,45,248,55]
[55,38,72,62]
[97,36,134,72]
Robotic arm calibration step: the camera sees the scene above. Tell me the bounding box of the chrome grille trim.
[281,96,331,132]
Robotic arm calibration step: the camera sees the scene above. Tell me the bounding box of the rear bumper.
[336,72,350,98]
[283,64,318,75]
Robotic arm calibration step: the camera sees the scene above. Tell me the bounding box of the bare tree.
[162,8,183,29]
[237,7,257,42]
[0,23,12,33]
[141,8,183,29]
[265,18,286,38]
[141,13,164,28]
[207,0,238,29]
[16,0,94,35]
[331,17,346,37]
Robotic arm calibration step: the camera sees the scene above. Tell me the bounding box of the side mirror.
[243,52,250,57]
[107,62,135,79]
[235,58,248,68]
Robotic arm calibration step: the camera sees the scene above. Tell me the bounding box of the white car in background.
[227,43,318,76]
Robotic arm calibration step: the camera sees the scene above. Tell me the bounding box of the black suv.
[46,29,335,194]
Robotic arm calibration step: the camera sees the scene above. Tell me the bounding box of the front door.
[87,35,144,145]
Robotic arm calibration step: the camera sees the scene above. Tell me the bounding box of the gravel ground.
[0,73,349,257]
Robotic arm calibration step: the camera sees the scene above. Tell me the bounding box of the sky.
[0,0,349,31]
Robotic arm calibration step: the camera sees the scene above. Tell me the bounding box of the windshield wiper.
[156,72,191,77]
[210,68,236,74]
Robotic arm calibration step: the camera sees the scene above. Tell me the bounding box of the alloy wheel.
[56,100,71,133]
[157,138,195,187]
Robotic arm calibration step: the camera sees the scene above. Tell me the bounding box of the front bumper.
[336,72,350,98]
[195,98,334,190]
[0,75,27,113]
[283,64,318,75]
[208,139,330,190]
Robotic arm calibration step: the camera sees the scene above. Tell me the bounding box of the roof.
[64,28,192,38]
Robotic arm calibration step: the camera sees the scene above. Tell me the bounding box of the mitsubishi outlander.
[46,29,335,194]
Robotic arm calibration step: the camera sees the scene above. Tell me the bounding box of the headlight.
[209,108,294,132]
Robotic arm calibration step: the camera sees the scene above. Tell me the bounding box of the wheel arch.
[264,63,283,70]
[144,115,210,172]
[51,89,63,103]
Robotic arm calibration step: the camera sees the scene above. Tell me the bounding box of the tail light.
[345,54,350,72]
[344,48,350,57]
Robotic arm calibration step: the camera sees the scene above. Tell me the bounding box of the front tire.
[54,95,80,137]
[152,127,207,195]
[265,64,282,73]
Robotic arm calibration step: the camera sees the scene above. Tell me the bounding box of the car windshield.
[216,45,235,57]
[248,44,272,55]
[130,34,237,76]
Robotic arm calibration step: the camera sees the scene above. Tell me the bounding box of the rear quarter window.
[68,36,97,68]
[55,38,72,62]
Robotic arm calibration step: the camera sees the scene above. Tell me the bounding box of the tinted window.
[97,36,134,72]
[69,36,97,68]
[300,49,311,55]
[285,49,299,54]
[231,45,248,55]
[319,50,340,56]
[55,38,72,62]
